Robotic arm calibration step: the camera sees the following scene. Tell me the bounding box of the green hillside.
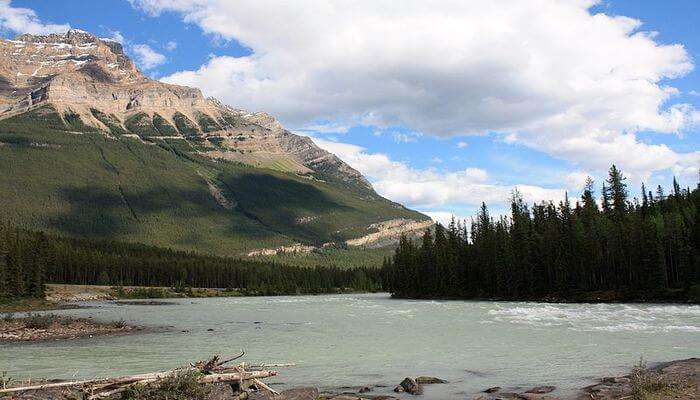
[0,105,427,264]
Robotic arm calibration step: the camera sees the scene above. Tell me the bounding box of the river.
[2,294,698,399]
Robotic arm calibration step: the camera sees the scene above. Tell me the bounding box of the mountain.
[0,29,431,265]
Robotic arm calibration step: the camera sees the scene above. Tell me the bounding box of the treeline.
[0,224,382,299]
[384,166,699,302]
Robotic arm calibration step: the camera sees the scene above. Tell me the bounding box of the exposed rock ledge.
[247,218,434,256]
[345,219,433,248]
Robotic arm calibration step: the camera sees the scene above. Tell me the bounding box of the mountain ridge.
[0,29,431,265]
[0,29,374,192]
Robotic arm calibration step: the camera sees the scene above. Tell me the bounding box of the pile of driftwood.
[0,351,292,399]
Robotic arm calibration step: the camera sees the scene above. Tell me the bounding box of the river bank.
[1,284,379,313]
[2,358,697,399]
[0,284,245,313]
[0,313,142,343]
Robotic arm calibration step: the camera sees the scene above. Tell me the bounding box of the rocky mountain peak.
[0,29,375,193]
[18,29,98,45]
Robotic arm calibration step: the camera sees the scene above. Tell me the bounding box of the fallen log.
[0,364,276,396]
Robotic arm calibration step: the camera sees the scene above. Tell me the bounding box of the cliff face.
[0,29,372,192]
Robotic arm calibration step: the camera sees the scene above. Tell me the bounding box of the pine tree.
[607,164,628,217]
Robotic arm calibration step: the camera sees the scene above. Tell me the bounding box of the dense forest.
[0,223,382,300]
[384,166,699,302]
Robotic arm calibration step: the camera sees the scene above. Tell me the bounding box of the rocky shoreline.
[3,358,697,400]
[0,313,142,343]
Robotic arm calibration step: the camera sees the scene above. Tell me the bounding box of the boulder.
[484,386,501,393]
[415,376,447,384]
[358,386,373,393]
[393,385,404,393]
[399,377,424,395]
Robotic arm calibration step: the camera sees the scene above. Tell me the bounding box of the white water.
[2,294,698,399]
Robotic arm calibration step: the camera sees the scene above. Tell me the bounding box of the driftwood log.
[0,352,287,399]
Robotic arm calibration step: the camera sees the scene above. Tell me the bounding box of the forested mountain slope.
[0,30,430,263]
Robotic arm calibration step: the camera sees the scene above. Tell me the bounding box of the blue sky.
[2,0,698,223]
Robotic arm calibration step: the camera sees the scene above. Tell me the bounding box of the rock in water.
[483,386,501,393]
[399,377,424,395]
[415,376,447,384]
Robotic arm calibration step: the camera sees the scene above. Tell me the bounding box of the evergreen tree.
[385,167,698,302]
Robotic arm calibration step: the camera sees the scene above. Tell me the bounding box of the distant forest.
[0,225,382,300]
[383,166,699,302]
[2,165,698,303]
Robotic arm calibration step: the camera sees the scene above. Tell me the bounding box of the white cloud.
[308,135,565,211]
[130,44,166,70]
[457,141,468,149]
[564,171,591,192]
[138,0,700,179]
[0,0,70,35]
[690,90,700,97]
[393,131,421,143]
[299,122,352,134]
[107,30,125,44]
[165,40,177,51]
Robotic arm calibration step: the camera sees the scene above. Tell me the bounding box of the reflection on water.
[2,294,698,399]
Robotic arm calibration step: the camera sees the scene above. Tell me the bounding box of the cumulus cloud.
[564,171,591,192]
[309,136,565,212]
[0,0,70,35]
[298,122,352,134]
[134,0,700,179]
[165,40,177,51]
[130,44,166,70]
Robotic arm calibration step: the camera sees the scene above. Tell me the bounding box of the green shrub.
[119,371,210,400]
[630,358,669,400]
[24,313,58,329]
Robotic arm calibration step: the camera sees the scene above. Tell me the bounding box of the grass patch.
[630,358,674,400]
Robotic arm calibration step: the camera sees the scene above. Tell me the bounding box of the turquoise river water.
[2,294,698,399]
